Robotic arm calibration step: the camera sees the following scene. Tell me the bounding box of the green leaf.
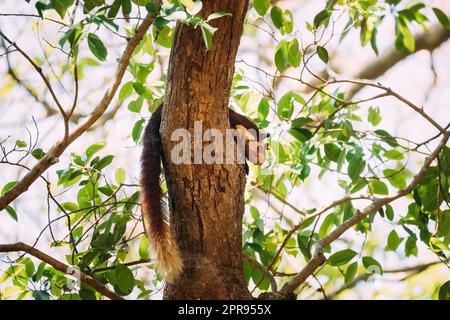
[328,249,357,267]
[180,0,198,13]
[314,9,330,28]
[257,98,270,121]
[319,213,337,237]
[337,149,346,172]
[345,262,358,285]
[277,91,293,119]
[418,180,441,212]
[324,143,341,162]
[274,40,289,72]
[292,117,313,128]
[122,0,131,15]
[437,210,450,237]
[200,23,217,51]
[119,82,134,101]
[145,2,159,13]
[280,10,294,34]
[154,25,173,48]
[1,181,18,196]
[79,284,97,300]
[349,178,367,194]
[87,33,108,61]
[362,256,383,274]
[84,0,106,11]
[369,180,388,195]
[5,206,18,221]
[370,27,379,55]
[128,97,144,113]
[60,202,78,212]
[374,129,398,147]
[115,168,126,184]
[85,142,107,161]
[33,262,46,282]
[386,230,403,251]
[207,12,232,21]
[15,140,27,148]
[277,91,304,120]
[289,128,312,142]
[385,204,394,221]
[317,46,329,63]
[384,149,404,160]
[348,155,366,181]
[24,259,35,277]
[53,0,75,18]
[154,16,170,29]
[32,290,50,300]
[98,186,114,196]
[297,234,312,261]
[270,6,284,29]
[108,0,122,18]
[31,148,46,160]
[139,235,149,259]
[405,236,417,257]
[368,106,381,126]
[287,38,301,68]
[63,170,82,188]
[114,264,134,295]
[135,62,154,83]
[61,26,83,53]
[360,18,375,46]
[398,21,415,52]
[433,8,450,29]
[95,155,114,171]
[438,280,450,300]
[132,119,145,143]
[253,0,270,16]
[299,164,311,180]
[270,141,289,163]
[429,237,449,252]
[383,169,406,189]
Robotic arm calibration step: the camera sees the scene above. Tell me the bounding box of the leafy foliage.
[0,0,448,300]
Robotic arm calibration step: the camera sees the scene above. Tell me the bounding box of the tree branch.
[267,194,374,273]
[0,242,124,300]
[329,78,445,133]
[0,11,159,212]
[326,259,448,300]
[346,24,450,98]
[277,130,450,297]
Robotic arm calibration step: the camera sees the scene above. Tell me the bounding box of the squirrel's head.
[234,125,269,165]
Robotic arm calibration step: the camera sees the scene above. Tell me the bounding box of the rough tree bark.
[160,0,252,299]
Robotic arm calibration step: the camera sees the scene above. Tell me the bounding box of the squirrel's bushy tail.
[140,106,183,282]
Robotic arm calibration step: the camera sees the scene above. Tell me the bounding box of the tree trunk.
[160,0,251,299]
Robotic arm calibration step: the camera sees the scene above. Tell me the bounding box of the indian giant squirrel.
[140,104,267,281]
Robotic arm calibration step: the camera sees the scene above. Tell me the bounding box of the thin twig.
[0,30,67,118]
[0,10,160,211]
